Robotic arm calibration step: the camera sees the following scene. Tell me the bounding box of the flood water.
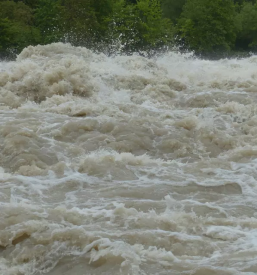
[1,43,257,274]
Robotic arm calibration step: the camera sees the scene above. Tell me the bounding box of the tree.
[177,0,238,54]
[58,0,99,46]
[236,1,257,50]
[160,0,186,23]
[34,0,64,44]
[0,1,33,24]
[92,0,114,23]
[13,0,41,9]
[0,18,12,51]
[106,0,174,53]
[234,0,256,5]
[0,1,40,55]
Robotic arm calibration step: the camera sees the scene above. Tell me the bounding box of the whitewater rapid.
[1,43,257,275]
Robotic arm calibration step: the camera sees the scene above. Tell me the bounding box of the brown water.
[1,43,257,275]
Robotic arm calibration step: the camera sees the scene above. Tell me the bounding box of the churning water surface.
[1,43,257,275]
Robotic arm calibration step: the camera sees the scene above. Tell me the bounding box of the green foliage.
[0,18,12,50]
[92,0,114,22]
[6,22,40,52]
[34,0,63,44]
[177,0,238,53]
[0,1,40,55]
[160,0,186,23]
[107,0,174,53]
[19,0,41,8]
[236,2,257,50]
[58,0,99,46]
[0,1,33,24]
[234,0,256,4]
[0,0,256,57]
[137,0,173,46]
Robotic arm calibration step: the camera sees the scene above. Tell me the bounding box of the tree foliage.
[0,0,257,57]
[0,18,12,50]
[34,0,63,44]
[236,1,257,50]
[177,0,238,53]
[58,0,98,46]
[0,1,40,54]
[160,0,186,23]
[107,0,173,53]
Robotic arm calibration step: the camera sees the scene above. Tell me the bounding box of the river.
[1,43,257,275]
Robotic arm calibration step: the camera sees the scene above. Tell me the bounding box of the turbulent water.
[1,43,257,275]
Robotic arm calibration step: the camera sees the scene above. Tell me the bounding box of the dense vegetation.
[0,0,256,58]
